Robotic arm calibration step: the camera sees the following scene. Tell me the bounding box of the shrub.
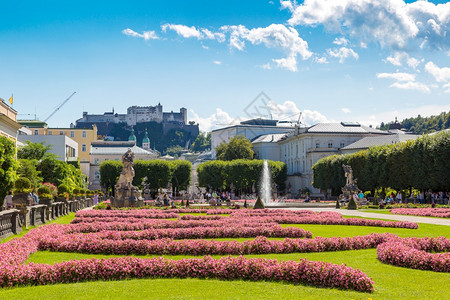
[14,177,32,193]
[42,182,58,197]
[57,184,70,194]
[37,185,51,196]
[254,196,265,209]
[348,197,357,210]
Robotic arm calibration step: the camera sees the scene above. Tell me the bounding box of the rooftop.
[240,118,278,126]
[306,123,388,134]
[252,133,289,143]
[341,134,420,150]
[90,144,156,155]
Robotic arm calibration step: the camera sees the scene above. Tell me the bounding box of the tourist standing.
[94,192,99,205]
[3,191,14,210]
[396,192,402,204]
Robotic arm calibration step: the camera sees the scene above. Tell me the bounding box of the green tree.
[17,141,52,160]
[216,135,254,161]
[0,136,17,200]
[17,159,42,188]
[99,160,122,193]
[190,132,211,152]
[165,145,184,157]
[170,160,192,193]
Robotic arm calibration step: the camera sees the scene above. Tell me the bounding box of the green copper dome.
[128,128,137,142]
[142,128,150,144]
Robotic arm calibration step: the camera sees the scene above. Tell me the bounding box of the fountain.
[259,160,273,206]
[259,159,335,209]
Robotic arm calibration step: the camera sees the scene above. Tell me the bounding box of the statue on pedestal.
[112,148,144,207]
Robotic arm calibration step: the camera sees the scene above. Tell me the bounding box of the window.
[94,158,99,165]
[70,131,75,138]
[82,144,87,152]
[328,143,333,148]
[340,142,345,148]
[48,131,52,135]
[82,131,86,138]
[94,171,100,180]
[34,130,38,135]
[315,143,320,148]
[60,131,64,135]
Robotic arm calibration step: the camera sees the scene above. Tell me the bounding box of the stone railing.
[0,197,96,240]
[0,209,22,239]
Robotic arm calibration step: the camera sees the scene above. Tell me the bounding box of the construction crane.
[43,92,76,123]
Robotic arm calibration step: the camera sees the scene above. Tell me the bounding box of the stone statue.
[116,148,135,189]
[340,164,360,209]
[113,148,143,207]
[342,164,356,185]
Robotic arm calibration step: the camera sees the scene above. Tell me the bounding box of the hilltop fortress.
[76,103,187,127]
[74,103,198,138]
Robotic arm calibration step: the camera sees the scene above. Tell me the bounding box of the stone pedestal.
[111,186,144,207]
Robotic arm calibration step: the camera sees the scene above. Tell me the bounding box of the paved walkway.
[278,207,450,226]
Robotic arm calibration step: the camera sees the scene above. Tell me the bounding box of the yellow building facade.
[0,97,22,141]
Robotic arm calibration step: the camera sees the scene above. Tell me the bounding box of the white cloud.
[333,37,348,46]
[285,0,450,50]
[260,63,272,70]
[315,56,328,64]
[377,72,430,92]
[122,28,159,40]
[189,108,236,132]
[443,83,450,93]
[390,81,430,93]
[161,24,224,41]
[221,24,312,72]
[213,60,222,65]
[266,100,329,125]
[327,47,358,63]
[341,108,351,114]
[385,52,421,69]
[424,61,450,83]
[377,72,416,82]
[162,24,201,38]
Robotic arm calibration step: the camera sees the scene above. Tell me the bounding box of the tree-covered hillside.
[380,111,450,134]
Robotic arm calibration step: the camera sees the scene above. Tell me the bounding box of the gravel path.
[278,207,450,226]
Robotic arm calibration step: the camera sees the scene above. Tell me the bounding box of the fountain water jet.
[259,160,272,205]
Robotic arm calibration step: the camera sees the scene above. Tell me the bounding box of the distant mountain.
[380,111,450,134]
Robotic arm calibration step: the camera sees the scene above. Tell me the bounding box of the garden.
[0,207,449,299]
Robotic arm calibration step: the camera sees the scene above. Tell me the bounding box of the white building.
[252,133,287,161]
[277,122,389,196]
[89,141,158,190]
[18,135,78,162]
[211,119,294,159]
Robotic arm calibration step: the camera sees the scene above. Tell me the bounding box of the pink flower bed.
[73,209,419,229]
[377,236,450,272]
[0,255,374,292]
[39,231,392,256]
[61,225,312,241]
[390,208,450,218]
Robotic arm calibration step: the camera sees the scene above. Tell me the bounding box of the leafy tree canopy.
[17,141,52,160]
[216,135,254,161]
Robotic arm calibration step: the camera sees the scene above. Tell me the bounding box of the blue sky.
[1,0,449,131]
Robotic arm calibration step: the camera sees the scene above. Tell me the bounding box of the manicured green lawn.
[1,212,449,299]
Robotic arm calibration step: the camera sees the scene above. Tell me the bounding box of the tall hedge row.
[0,136,18,200]
[99,159,192,193]
[312,131,450,195]
[197,159,287,193]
